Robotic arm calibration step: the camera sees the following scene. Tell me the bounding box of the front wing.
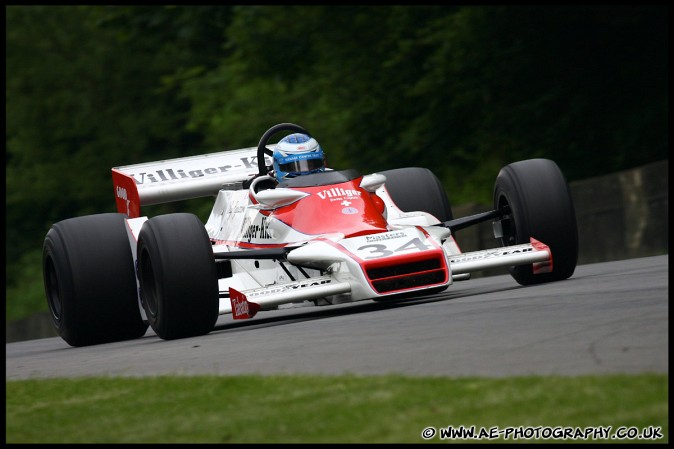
[218,229,552,319]
[124,218,552,321]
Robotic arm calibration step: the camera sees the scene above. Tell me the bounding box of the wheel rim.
[497,194,517,246]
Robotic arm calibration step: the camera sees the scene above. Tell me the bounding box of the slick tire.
[379,167,453,222]
[137,213,219,340]
[493,158,579,285]
[42,213,149,347]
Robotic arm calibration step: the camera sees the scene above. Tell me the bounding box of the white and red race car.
[43,123,578,346]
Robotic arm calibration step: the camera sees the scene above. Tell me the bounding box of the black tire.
[137,213,219,340]
[493,158,578,285]
[379,167,453,222]
[42,213,149,347]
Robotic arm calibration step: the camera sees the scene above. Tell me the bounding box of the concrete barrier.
[572,160,668,264]
[5,160,668,343]
[6,311,58,343]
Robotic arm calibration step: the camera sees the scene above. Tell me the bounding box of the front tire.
[42,213,148,347]
[493,158,578,285]
[379,167,453,222]
[137,213,219,340]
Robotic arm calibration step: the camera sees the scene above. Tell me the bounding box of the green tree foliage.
[181,5,667,202]
[6,6,232,272]
[6,5,667,318]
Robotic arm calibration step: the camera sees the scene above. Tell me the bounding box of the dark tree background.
[5,5,668,319]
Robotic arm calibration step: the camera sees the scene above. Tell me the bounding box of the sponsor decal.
[342,207,359,215]
[449,246,535,263]
[356,237,432,259]
[127,156,270,185]
[365,231,407,242]
[115,186,131,216]
[230,287,260,320]
[279,152,317,162]
[242,216,272,241]
[232,295,249,316]
[317,187,362,200]
[246,278,333,298]
[227,205,245,215]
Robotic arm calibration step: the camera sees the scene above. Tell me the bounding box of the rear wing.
[112,146,272,217]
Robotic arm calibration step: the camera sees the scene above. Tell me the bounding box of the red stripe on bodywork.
[229,287,261,319]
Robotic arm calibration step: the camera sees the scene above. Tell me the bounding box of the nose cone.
[270,181,389,238]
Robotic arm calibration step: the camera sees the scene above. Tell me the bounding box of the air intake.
[364,252,448,294]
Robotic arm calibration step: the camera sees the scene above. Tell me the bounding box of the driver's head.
[272,133,326,182]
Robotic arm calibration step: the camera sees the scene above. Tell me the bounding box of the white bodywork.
[114,147,552,321]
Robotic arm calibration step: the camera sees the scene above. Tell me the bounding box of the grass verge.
[5,373,668,443]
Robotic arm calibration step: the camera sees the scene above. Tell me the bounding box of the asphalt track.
[5,255,668,380]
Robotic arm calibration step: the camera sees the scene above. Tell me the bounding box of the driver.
[271,133,326,183]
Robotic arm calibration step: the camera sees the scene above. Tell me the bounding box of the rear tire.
[379,167,453,221]
[42,213,148,347]
[137,213,219,340]
[493,159,578,285]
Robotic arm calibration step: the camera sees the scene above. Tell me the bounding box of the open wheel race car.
[43,123,579,347]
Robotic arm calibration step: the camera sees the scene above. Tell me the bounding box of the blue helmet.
[272,133,326,182]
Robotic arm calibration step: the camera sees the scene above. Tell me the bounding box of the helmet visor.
[278,158,325,176]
